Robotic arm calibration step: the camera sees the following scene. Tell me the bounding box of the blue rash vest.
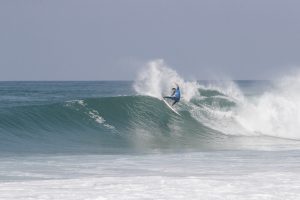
[174,86,180,102]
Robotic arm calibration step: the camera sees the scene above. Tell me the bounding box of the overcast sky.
[1,0,300,80]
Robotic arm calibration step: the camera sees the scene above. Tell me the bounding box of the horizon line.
[0,79,271,82]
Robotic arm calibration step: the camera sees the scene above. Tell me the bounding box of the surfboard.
[162,98,181,116]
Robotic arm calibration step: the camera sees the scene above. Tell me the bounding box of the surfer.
[163,84,181,106]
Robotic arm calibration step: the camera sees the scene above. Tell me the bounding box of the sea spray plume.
[189,74,300,140]
[133,59,199,101]
[133,60,248,135]
[236,71,300,139]
[133,60,300,140]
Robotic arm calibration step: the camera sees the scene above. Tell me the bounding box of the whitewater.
[1,60,300,199]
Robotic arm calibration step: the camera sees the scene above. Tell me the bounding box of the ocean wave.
[1,61,300,153]
[0,93,229,152]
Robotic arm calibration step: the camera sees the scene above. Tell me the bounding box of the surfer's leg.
[164,96,176,100]
[172,100,178,106]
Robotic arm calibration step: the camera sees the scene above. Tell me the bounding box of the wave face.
[0,95,227,153]
[1,61,300,153]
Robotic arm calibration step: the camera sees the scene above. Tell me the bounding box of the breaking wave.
[1,60,300,153]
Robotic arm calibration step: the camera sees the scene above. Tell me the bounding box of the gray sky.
[1,0,300,80]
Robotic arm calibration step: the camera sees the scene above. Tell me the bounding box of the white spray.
[236,72,300,139]
[134,60,300,140]
[134,59,199,101]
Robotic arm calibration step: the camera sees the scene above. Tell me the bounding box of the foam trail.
[134,59,199,101]
[66,100,115,130]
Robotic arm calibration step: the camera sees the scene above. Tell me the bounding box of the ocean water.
[1,62,300,199]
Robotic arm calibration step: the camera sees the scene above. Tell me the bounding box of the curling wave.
[1,60,300,153]
[0,94,231,153]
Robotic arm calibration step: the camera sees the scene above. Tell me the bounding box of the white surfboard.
[162,98,181,116]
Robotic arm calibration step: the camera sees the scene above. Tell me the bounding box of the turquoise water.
[0,81,299,154]
[1,80,300,199]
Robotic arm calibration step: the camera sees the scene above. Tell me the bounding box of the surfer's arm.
[171,90,175,96]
